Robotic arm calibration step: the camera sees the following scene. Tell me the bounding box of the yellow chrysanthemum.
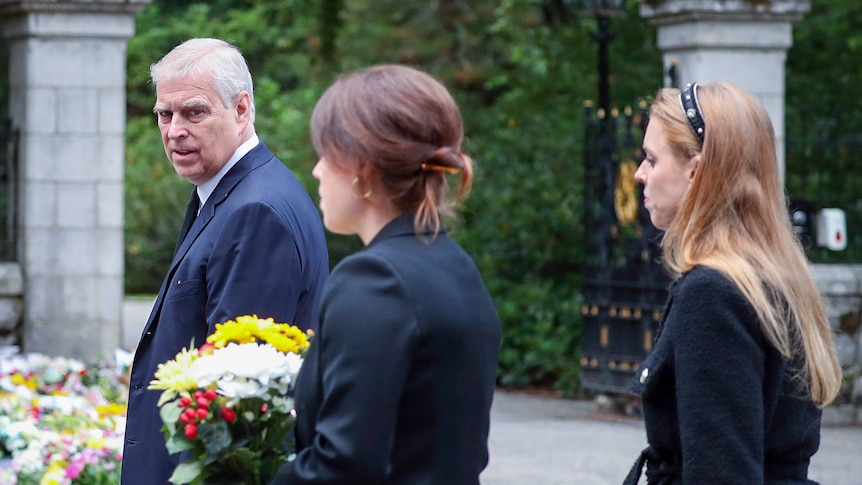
[40,459,67,485]
[207,315,261,348]
[85,436,107,449]
[148,346,199,406]
[263,332,302,354]
[11,373,37,390]
[96,402,126,417]
[207,315,311,354]
[262,326,310,354]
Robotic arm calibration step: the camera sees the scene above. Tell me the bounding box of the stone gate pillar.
[0,0,149,360]
[639,0,811,179]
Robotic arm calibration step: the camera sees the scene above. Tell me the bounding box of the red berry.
[194,391,204,400]
[179,409,196,424]
[196,397,210,408]
[221,407,236,423]
[204,390,217,401]
[178,396,191,408]
[184,423,197,440]
[261,404,268,413]
[196,408,209,420]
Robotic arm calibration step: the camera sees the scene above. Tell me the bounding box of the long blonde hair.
[651,81,841,405]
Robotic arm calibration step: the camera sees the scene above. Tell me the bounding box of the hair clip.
[421,163,459,175]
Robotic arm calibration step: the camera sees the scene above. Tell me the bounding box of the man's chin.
[171,165,201,184]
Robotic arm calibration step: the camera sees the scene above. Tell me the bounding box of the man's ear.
[235,91,252,123]
[686,154,701,182]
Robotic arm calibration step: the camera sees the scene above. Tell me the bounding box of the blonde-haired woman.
[624,81,841,484]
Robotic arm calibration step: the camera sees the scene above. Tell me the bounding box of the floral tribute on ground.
[148,315,311,485]
[0,347,132,485]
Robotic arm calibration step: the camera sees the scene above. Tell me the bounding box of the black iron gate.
[579,101,671,394]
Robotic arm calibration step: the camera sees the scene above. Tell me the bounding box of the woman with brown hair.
[271,64,501,484]
[624,81,842,484]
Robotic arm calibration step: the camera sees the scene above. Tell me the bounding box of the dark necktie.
[174,189,200,256]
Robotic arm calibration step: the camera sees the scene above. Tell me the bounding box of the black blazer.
[626,266,822,485]
[274,214,502,484]
[122,142,329,485]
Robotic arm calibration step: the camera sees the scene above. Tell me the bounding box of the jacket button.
[640,367,649,383]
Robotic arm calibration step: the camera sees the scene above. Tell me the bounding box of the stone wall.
[0,262,22,347]
[810,264,862,409]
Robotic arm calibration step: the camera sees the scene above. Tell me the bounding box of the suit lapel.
[141,143,276,335]
[170,143,275,267]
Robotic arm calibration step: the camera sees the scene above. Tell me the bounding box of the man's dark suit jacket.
[121,142,328,485]
[274,214,502,484]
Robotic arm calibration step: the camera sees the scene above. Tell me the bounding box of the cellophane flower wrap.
[148,315,311,485]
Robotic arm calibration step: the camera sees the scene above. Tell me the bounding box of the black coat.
[272,214,502,484]
[625,266,822,485]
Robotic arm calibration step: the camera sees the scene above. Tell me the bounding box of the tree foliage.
[0,0,854,392]
[785,0,862,262]
[122,0,662,394]
[93,0,862,392]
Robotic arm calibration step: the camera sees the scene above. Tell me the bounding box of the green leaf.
[160,400,183,434]
[169,460,204,485]
[165,431,195,454]
[199,420,233,464]
[222,447,264,483]
[230,416,251,448]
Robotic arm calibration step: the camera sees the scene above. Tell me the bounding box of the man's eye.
[189,108,204,117]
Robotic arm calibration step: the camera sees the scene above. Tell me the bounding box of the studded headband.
[679,83,705,145]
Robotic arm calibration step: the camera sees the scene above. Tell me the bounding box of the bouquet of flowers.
[148,315,311,485]
[0,348,129,485]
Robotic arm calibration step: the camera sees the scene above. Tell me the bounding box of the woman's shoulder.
[670,266,762,342]
[326,239,428,291]
[330,248,398,282]
[676,265,743,300]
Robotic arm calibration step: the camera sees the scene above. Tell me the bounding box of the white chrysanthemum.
[271,395,295,414]
[189,343,301,405]
[11,430,56,472]
[283,352,303,380]
[216,375,270,405]
[25,352,50,370]
[0,351,27,375]
[2,420,39,453]
[38,395,78,414]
